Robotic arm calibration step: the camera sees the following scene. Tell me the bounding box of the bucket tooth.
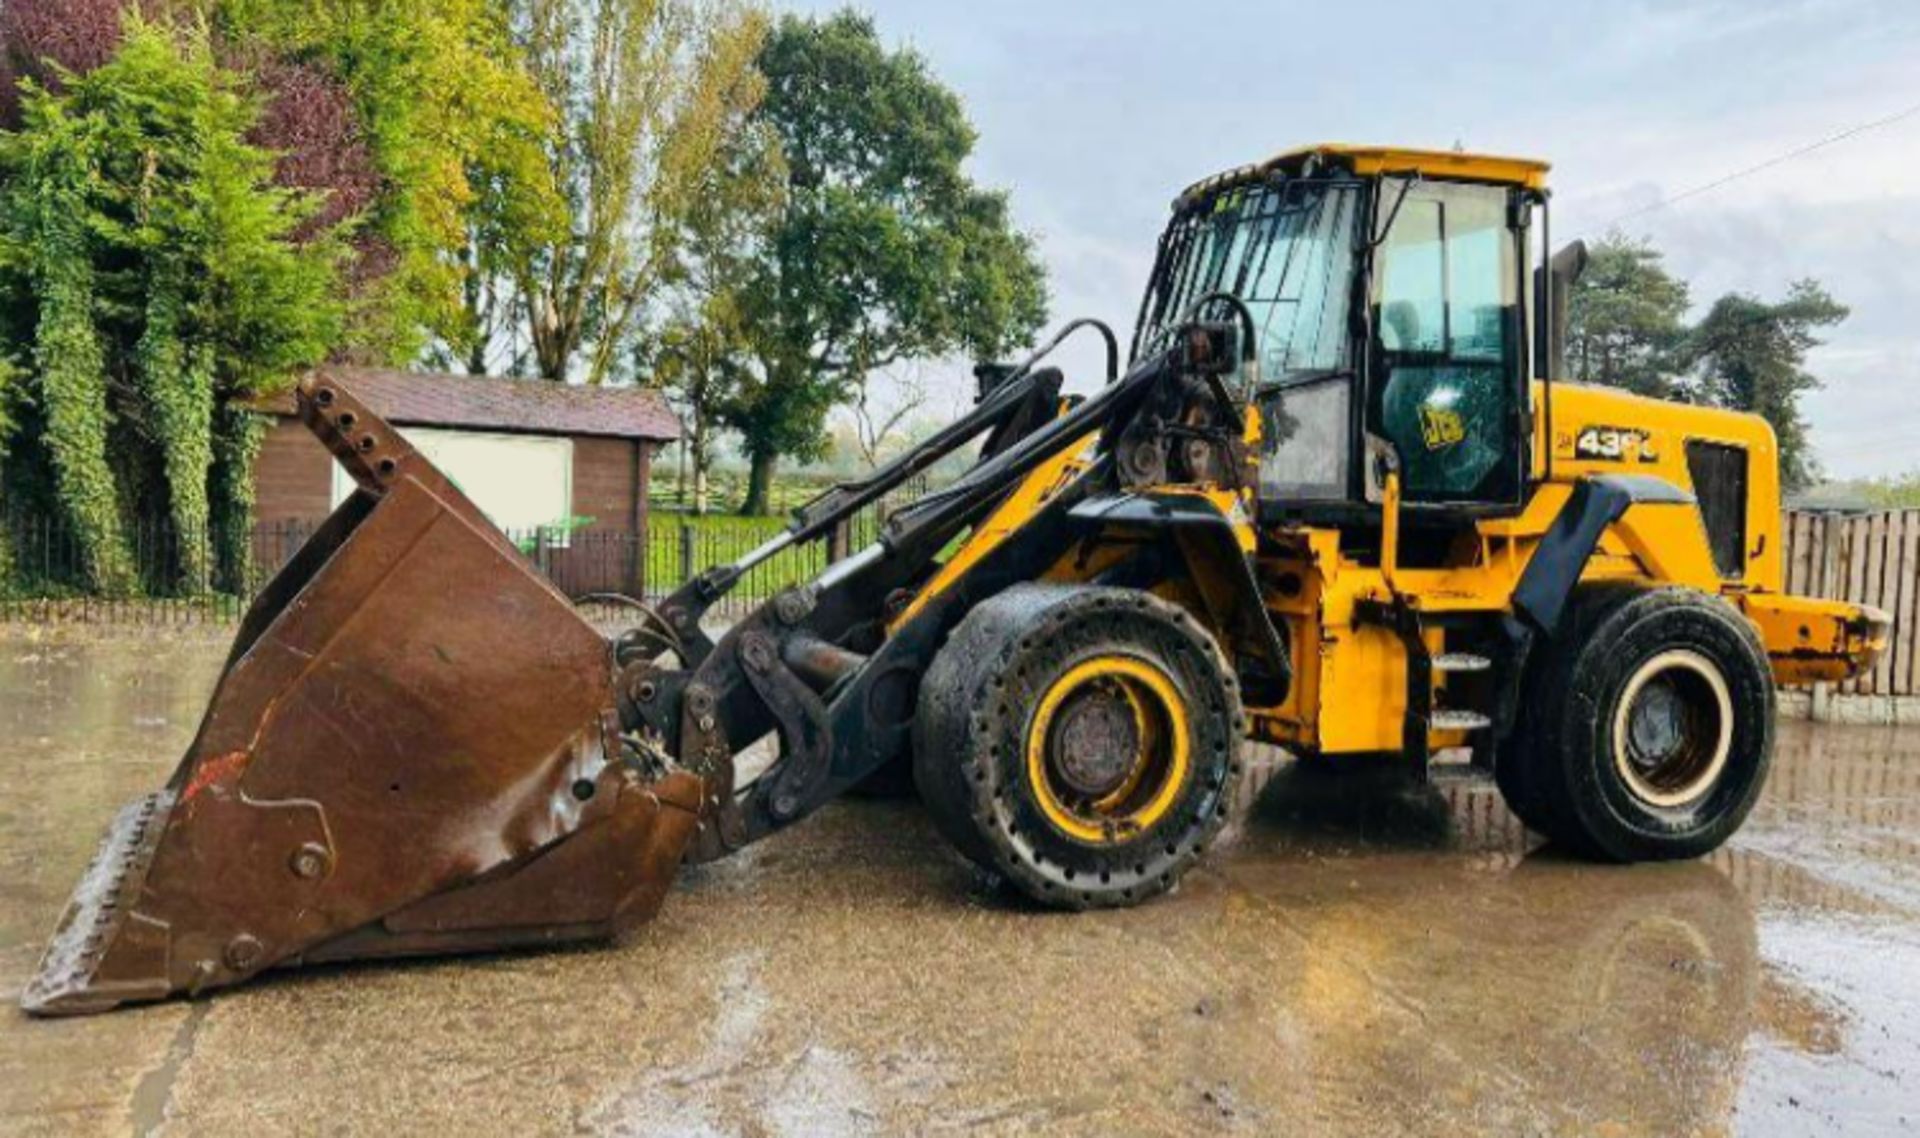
[22,371,707,1016]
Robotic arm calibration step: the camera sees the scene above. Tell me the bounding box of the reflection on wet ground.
[1,633,1917,1135]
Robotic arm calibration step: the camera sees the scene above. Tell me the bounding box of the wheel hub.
[1050,685,1142,798]
[1626,680,1689,770]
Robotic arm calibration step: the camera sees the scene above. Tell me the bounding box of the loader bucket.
[22,373,704,1016]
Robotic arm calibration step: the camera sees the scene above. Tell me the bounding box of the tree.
[0,357,16,589]
[1686,281,1848,492]
[847,368,927,469]
[1860,471,1920,509]
[0,19,345,592]
[651,295,748,512]
[4,0,391,352]
[0,0,130,124]
[212,0,562,361]
[495,0,769,383]
[1566,231,1690,397]
[643,73,782,512]
[1,117,132,591]
[721,10,1047,515]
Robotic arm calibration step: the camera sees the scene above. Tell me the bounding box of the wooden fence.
[1783,509,1920,698]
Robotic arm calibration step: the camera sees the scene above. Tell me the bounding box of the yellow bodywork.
[1267,144,1551,189]
[1251,382,1885,755]
[908,378,1887,760]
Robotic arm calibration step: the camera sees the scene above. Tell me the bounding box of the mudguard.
[1511,474,1695,634]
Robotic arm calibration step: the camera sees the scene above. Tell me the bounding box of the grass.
[647,468,840,518]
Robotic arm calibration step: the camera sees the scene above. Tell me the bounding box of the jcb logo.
[1573,426,1658,464]
[1420,406,1465,450]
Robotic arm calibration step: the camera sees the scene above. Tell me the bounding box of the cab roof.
[1177,144,1551,209]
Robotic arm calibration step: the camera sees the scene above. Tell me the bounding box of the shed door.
[333,427,574,537]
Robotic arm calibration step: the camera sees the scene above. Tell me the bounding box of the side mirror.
[1179,321,1241,376]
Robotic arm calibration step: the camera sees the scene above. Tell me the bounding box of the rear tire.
[913,584,1246,909]
[1499,587,1774,861]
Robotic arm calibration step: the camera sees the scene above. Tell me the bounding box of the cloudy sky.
[792,0,1920,480]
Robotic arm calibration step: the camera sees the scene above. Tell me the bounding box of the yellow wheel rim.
[1025,655,1191,844]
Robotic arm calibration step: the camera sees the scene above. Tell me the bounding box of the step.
[1427,761,1494,787]
[1430,709,1493,733]
[1432,653,1492,674]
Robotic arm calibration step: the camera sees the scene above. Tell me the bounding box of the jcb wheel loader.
[25,144,1890,1015]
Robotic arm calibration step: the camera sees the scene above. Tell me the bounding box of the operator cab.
[1133,145,1554,538]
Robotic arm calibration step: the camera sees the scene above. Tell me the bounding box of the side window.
[1377,199,1445,354]
[1259,377,1350,502]
[1371,182,1521,505]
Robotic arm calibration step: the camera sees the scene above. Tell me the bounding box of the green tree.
[722,10,1047,515]
[0,357,16,590]
[1859,471,1920,509]
[1566,231,1690,397]
[644,82,783,512]
[651,295,750,512]
[212,0,560,361]
[498,0,769,383]
[1686,281,1847,492]
[0,19,344,592]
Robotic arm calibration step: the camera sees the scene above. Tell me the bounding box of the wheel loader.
[24,144,1890,1015]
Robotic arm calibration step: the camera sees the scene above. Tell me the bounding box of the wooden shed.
[254,368,680,595]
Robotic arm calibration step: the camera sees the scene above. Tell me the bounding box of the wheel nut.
[288,842,332,881]
[224,934,265,972]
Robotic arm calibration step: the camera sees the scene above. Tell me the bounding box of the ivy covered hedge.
[0,0,563,597]
[0,20,343,594]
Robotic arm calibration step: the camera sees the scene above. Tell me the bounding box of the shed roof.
[264,368,680,442]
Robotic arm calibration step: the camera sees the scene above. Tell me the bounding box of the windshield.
[1133,179,1364,383]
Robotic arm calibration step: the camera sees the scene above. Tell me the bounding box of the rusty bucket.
[23,374,703,1015]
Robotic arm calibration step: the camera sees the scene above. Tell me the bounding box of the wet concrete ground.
[1,632,1917,1136]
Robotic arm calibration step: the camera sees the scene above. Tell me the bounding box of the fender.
[1069,492,1292,704]
[1511,474,1695,635]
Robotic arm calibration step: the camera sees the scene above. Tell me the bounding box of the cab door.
[1366,180,1528,509]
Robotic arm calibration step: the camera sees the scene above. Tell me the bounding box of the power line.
[1597,96,1920,232]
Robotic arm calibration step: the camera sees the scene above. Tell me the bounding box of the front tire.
[913,584,1247,909]
[1501,587,1775,861]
